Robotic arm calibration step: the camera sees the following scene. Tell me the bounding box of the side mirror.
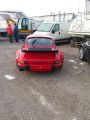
[52,30,55,33]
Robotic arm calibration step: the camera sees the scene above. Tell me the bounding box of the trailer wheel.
[71,39,75,47]
[79,47,86,61]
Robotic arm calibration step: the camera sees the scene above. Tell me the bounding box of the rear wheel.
[79,47,86,61]
[71,37,83,47]
[58,64,63,70]
[18,67,24,71]
[16,64,24,71]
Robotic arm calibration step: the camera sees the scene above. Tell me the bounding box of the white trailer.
[0,12,10,36]
[0,11,31,37]
[68,0,90,46]
[0,12,18,37]
[68,12,90,46]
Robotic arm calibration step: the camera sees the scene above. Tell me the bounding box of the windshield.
[38,23,53,32]
[27,37,53,46]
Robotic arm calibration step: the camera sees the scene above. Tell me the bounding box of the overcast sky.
[0,0,85,17]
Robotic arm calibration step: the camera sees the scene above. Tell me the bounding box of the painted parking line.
[72,118,77,120]
[73,66,79,69]
[79,62,84,65]
[39,95,59,115]
[66,59,77,64]
[31,88,59,115]
[5,75,15,80]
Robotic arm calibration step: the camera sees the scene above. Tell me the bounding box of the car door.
[50,24,60,40]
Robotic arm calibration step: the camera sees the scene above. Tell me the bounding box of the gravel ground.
[0,40,90,120]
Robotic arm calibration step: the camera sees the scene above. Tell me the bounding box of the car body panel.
[34,22,71,42]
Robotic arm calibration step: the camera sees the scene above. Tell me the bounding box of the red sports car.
[16,34,64,72]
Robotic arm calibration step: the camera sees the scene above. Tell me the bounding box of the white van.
[33,21,72,43]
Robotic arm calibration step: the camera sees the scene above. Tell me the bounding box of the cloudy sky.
[0,0,85,16]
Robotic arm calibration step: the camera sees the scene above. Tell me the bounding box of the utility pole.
[51,12,55,22]
[59,11,61,22]
[78,0,80,13]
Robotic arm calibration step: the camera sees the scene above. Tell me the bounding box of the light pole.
[51,12,55,22]
[78,0,80,13]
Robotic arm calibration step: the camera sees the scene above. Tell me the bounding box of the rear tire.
[58,64,63,70]
[16,64,24,71]
[18,68,24,71]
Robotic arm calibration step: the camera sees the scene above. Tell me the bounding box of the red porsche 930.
[16,34,64,72]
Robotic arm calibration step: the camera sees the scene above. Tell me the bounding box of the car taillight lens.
[19,60,24,64]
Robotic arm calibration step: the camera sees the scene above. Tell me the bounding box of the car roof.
[26,34,53,39]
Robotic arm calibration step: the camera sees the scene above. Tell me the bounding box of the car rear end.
[21,48,63,71]
[16,35,64,71]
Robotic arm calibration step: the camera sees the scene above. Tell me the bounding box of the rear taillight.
[18,60,24,64]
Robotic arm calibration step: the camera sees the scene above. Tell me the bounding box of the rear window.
[27,37,53,46]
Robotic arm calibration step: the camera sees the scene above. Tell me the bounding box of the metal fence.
[30,13,77,22]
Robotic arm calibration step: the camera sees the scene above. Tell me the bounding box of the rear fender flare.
[16,50,25,63]
[55,50,64,62]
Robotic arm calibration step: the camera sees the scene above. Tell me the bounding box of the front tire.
[79,47,86,61]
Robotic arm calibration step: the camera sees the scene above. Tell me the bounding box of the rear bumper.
[30,64,62,71]
[17,63,63,71]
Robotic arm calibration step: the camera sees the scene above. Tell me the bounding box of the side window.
[52,24,60,32]
[52,25,55,32]
[22,19,26,26]
[22,18,29,30]
[18,19,22,29]
[55,24,60,31]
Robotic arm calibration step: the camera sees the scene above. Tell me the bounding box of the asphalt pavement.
[0,39,90,120]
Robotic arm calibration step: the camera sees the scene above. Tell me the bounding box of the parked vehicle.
[68,12,90,46]
[16,34,64,72]
[34,21,72,43]
[29,19,42,33]
[0,11,30,37]
[0,12,10,37]
[79,40,90,61]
